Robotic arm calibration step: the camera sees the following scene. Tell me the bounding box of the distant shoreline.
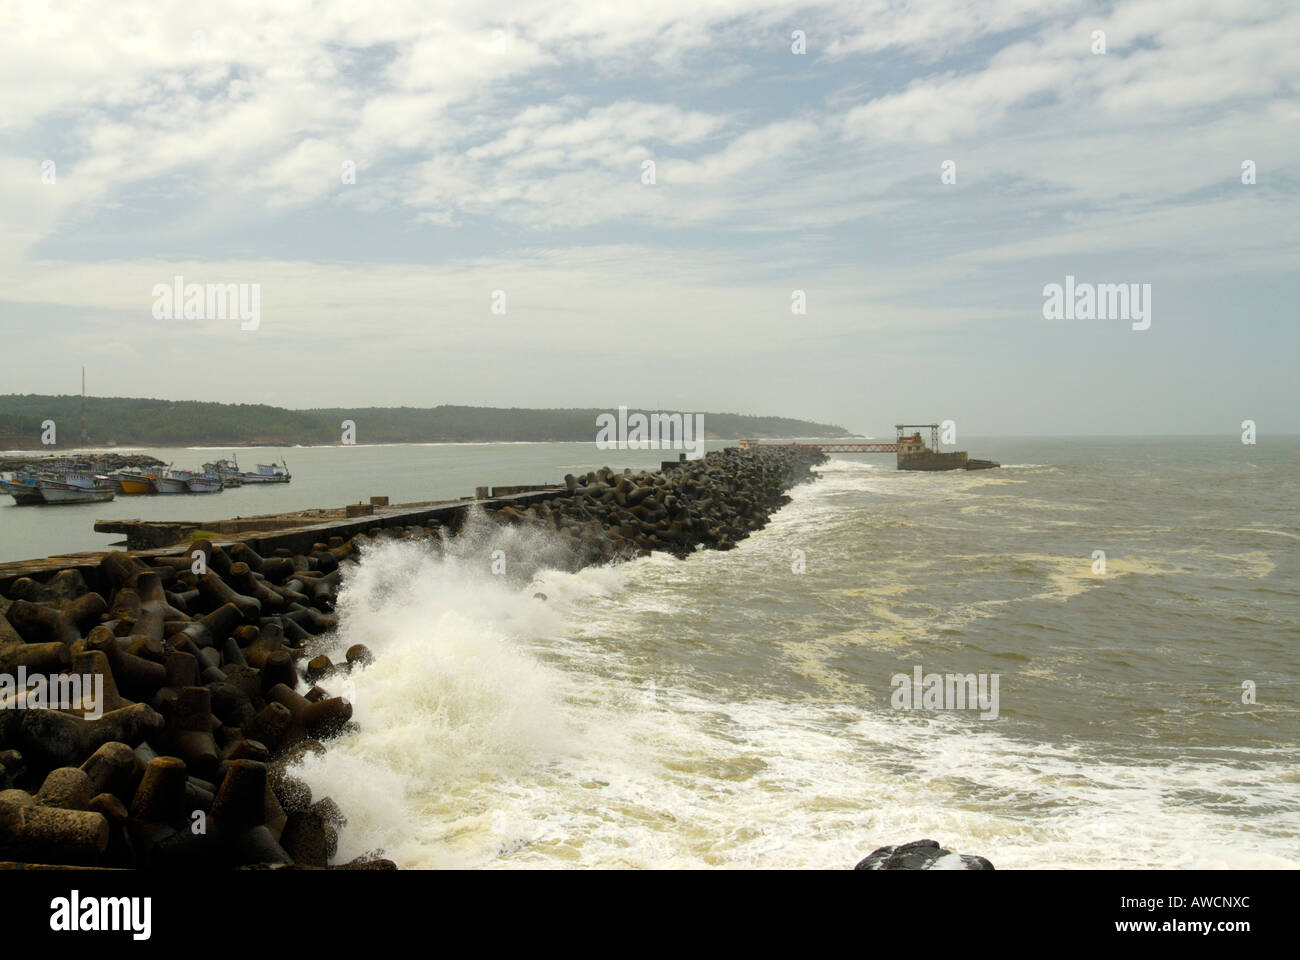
[1,435,866,456]
[6,434,1294,458]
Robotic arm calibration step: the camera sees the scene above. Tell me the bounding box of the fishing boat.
[241,460,291,484]
[159,465,224,494]
[202,458,244,487]
[141,467,189,494]
[0,473,44,505]
[61,469,116,491]
[107,471,155,495]
[184,473,223,494]
[35,478,115,504]
[167,467,220,494]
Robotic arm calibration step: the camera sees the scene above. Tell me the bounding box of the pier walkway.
[0,485,564,593]
[738,440,898,453]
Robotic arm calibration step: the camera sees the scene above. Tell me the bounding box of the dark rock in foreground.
[854,839,994,870]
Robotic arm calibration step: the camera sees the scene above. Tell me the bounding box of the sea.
[2,437,1298,868]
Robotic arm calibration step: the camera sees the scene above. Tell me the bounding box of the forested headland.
[0,395,852,448]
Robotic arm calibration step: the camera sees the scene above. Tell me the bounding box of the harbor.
[0,455,291,506]
[0,441,737,565]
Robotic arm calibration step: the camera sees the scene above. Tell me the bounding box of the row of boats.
[0,458,291,505]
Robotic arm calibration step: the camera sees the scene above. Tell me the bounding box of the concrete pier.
[2,486,564,594]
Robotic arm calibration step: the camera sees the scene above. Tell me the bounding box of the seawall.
[0,446,826,869]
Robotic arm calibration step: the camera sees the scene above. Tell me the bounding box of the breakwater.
[0,453,165,474]
[0,446,825,869]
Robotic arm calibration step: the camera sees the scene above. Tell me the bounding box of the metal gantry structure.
[894,423,940,449]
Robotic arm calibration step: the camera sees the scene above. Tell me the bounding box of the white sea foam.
[294,468,1300,869]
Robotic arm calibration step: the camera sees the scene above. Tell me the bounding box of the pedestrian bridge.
[737,439,898,453]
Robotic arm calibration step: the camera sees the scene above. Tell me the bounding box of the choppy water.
[278,437,1300,869]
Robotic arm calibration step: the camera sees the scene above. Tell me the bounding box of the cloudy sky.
[1,0,1296,436]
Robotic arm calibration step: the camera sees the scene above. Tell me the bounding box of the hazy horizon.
[3,391,1300,442]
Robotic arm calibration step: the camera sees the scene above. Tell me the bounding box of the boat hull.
[149,476,190,494]
[113,477,153,495]
[112,473,158,494]
[0,479,43,505]
[242,462,291,484]
[37,482,115,504]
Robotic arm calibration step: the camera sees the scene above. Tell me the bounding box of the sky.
[0,0,1296,437]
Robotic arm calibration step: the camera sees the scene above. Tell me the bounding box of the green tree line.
[0,395,851,447]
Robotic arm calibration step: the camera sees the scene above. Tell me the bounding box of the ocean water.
[3,437,1296,867]
[263,437,1299,869]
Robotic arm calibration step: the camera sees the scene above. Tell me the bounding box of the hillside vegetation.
[0,395,851,447]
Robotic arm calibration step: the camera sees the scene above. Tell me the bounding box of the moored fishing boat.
[142,467,189,494]
[0,473,44,505]
[241,459,291,484]
[202,457,244,487]
[61,469,116,491]
[167,466,222,494]
[185,473,223,493]
[35,478,115,504]
[108,471,155,495]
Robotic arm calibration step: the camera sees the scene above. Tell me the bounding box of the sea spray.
[296,519,578,865]
[287,510,906,869]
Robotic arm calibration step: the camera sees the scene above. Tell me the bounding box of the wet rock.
[0,788,109,863]
[853,839,994,870]
[344,644,373,668]
[34,767,95,810]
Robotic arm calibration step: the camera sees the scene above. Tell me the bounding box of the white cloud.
[0,0,1296,430]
